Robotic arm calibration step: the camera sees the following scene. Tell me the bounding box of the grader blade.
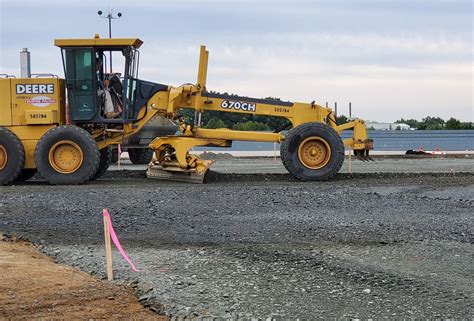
[146,159,214,184]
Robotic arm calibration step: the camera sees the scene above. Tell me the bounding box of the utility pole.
[98,9,122,72]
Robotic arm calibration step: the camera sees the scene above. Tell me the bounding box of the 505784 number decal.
[221,100,256,112]
[30,114,47,119]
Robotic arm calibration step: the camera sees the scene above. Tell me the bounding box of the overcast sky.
[1,0,472,122]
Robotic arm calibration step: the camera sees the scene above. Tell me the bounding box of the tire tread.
[280,122,344,181]
[0,127,25,185]
[128,148,154,164]
[35,125,100,185]
[90,147,112,181]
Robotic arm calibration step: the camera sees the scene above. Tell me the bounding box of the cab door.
[62,48,97,121]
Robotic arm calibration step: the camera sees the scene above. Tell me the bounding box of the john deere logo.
[16,83,54,95]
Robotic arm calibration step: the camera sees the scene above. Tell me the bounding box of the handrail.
[32,73,59,78]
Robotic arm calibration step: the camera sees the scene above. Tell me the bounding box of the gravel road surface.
[0,157,473,319]
[113,154,474,174]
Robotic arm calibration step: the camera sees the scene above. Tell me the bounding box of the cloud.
[1,0,472,121]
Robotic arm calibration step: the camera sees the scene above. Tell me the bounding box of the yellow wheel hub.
[0,145,7,170]
[298,137,331,170]
[48,140,83,174]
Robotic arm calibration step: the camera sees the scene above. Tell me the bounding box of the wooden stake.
[103,214,113,281]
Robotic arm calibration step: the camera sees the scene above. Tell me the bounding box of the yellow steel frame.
[1,77,66,169]
[2,37,372,176]
[54,34,143,49]
[95,45,372,171]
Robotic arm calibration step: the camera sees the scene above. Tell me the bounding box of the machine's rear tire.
[0,127,25,185]
[128,148,154,164]
[280,122,344,181]
[35,125,100,185]
[15,169,37,182]
[90,147,112,181]
[110,147,119,164]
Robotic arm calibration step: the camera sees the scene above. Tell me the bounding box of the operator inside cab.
[96,57,121,119]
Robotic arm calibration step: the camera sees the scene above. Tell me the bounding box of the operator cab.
[55,35,166,124]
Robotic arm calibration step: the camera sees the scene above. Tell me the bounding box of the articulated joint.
[167,85,196,115]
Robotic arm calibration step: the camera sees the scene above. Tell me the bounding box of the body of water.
[196,130,474,151]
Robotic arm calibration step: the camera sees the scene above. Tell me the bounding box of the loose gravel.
[0,158,473,319]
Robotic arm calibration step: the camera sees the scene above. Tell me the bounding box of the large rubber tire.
[15,169,37,182]
[90,147,112,181]
[280,122,344,181]
[128,148,154,164]
[0,127,25,185]
[35,125,100,185]
[110,148,119,164]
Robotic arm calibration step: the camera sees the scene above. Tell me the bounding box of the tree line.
[395,116,473,130]
[180,109,289,131]
[180,109,472,131]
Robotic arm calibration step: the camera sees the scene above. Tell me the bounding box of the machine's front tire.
[15,169,37,182]
[128,148,154,164]
[280,122,344,181]
[0,127,25,185]
[35,126,100,185]
[90,147,112,181]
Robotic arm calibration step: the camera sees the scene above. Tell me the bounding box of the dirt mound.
[0,238,166,320]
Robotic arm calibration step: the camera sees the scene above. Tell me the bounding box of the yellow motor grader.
[0,35,373,185]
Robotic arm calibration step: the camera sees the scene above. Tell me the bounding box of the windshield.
[123,47,140,119]
[60,45,141,122]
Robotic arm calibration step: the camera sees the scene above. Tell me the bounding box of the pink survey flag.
[102,209,141,272]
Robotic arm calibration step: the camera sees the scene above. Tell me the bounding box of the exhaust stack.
[20,48,31,78]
